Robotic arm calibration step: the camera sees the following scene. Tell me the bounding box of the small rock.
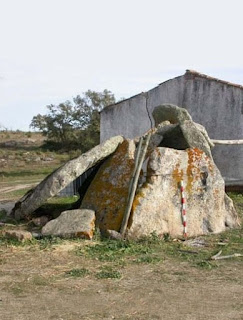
[42,157,54,162]
[4,141,16,147]
[3,230,33,242]
[183,238,207,248]
[32,216,49,227]
[105,229,123,240]
[42,209,95,240]
[32,232,43,239]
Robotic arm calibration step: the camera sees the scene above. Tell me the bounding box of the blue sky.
[0,0,243,130]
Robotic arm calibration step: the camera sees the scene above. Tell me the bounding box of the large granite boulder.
[81,139,136,232]
[127,147,239,238]
[42,209,95,239]
[11,135,124,220]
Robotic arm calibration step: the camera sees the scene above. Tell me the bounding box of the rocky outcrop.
[8,104,239,240]
[42,209,95,239]
[80,139,239,238]
[11,135,124,220]
[127,147,239,238]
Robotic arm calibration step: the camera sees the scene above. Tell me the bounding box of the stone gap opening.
[158,125,189,150]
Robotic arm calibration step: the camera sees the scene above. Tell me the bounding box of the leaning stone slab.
[11,136,124,220]
[180,120,213,158]
[41,209,95,240]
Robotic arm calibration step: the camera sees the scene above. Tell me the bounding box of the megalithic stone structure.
[11,135,124,220]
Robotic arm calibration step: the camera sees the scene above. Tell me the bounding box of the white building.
[100,70,243,187]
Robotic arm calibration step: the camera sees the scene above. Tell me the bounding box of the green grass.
[0,193,242,276]
[76,234,163,265]
[133,255,162,264]
[1,188,33,200]
[0,235,65,249]
[0,209,7,220]
[65,268,90,278]
[0,167,54,178]
[228,192,243,216]
[36,196,79,219]
[96,266,122,279]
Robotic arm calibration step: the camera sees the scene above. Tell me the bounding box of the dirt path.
[0,183,37,194]
[0,243,243,320]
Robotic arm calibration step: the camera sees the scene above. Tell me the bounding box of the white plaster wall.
[100,75,243,184]
[100,93,151,141]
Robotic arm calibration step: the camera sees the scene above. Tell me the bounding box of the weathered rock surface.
[127,147,239,238]
[32,215,49,227]
[42,209,95,239]
[81,139,136,232]
[152,104,192,125]
[11,135,124,220]
[152,104,214,157]
[2,229,33,242]
[180,120,213,158]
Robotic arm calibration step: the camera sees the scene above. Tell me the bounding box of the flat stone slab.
[2,230,33,242]
[11,135,124,220]
[42,209,95,240]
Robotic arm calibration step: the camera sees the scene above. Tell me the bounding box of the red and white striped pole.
[180,180,187,238]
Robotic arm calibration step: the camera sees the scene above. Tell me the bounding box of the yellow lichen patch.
[172,162,184,188]
[131,189,145,215]
[205,155,214,175]
[186,148,204,193]
[76,230,93,240]
[128,188,147,229]
[81,140,136,232]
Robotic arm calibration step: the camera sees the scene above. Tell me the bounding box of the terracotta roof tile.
[185,69,243,89]
[102,70,243,112]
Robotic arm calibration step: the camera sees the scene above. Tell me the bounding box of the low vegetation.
[0,130,78,200]
[0,191,242,276]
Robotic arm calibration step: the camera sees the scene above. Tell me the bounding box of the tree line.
[30,90,116,152]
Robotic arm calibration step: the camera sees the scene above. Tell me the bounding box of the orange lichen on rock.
[186,148,204,193]
[76,216,95,239]
[81,140,136,232]
[129,189,146,228]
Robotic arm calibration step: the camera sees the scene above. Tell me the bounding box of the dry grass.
[0,236,243,320]
[0,130,77,200]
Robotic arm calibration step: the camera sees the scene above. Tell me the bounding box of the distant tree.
[30,90,115,151]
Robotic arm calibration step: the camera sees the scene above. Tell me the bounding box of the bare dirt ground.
[1,184,37,193]
[0,241,243,320]
[0,183,37,195]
